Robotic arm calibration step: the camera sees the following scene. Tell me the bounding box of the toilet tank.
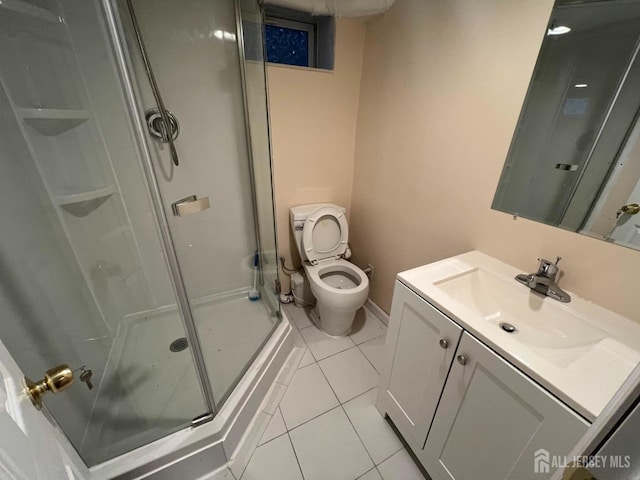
[289,204,346,260]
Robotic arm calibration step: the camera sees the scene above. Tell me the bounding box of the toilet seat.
[302,205,349,265]
[304,259,369,296]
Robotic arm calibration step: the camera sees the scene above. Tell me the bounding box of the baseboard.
[365,298,390,326]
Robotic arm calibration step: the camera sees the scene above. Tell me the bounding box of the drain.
[170,337,189,352]
[500,322,517,333]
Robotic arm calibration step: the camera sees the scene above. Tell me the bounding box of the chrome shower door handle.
[171,195,210,216]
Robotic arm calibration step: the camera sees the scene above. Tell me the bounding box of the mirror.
[493,0,640,251]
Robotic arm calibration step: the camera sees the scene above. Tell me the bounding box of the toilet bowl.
[290,204,370,336]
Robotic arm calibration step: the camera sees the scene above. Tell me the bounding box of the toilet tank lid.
[290,203,345,222]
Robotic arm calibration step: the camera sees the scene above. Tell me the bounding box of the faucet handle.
[537,258,559,278]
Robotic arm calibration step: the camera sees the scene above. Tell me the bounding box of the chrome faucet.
[515,257,571,303]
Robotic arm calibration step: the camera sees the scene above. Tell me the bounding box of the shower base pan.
[86,293,294,479]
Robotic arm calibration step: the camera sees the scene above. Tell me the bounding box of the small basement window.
[264,17,314,67]
[264,6,335,70]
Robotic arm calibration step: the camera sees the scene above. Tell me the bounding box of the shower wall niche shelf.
[58,186,116,217]
[56,185,116,206]
[0,0,61,24]
[19,108,91,135]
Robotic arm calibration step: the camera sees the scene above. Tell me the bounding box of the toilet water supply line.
[279,256,298,275]
[279,256,299,304]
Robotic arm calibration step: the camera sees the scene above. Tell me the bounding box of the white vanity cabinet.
[378,280,590,480]
[420,332,588,480]
[377,281,463,453]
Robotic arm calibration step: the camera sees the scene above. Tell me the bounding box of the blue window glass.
[265,25,309,67]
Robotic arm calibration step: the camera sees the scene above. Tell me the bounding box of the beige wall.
[268,18,366,291]
[349,0,640,321]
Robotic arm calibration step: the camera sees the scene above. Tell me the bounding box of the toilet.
[290,204,369,336]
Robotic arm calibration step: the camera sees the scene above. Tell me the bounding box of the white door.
[421,332,589,480]
[377,281,462,453]
[0,338,88,480]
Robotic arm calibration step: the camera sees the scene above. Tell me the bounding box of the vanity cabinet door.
[421,332,589,480]
[377,281,463,452]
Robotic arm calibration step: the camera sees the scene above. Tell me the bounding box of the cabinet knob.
[439,339,449,349]
[457,355,467,366]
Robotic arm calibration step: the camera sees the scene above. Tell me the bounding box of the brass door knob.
[25,364,75,410]
[616,203,640,218]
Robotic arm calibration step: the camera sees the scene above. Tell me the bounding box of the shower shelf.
[56,185,116,206]
[19,108,91,136]
[0,0,60,24]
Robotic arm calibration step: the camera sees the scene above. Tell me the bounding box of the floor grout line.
[301,333,385,364]
[279,361,345,433]
[353,332,386,347]
[314,343,380,405]
[227,466,238,480]
[308,343,354,363]
[305,330,388,364]
[374,446,405,467]
[356,340,382,374]
[285,428,306,480]
[295,360,318,373]
[255,429,288,448]
[281,348,343,431]
[356,466,381,480]
[314,343,358,363]
[313,357,377,474]
[340,399,377,471]
[336,383,379,405]
[236,440,256,480]
[284,403,341,434]
[342,385,378,407]
[337,384,386,470]
[255,407,286,448]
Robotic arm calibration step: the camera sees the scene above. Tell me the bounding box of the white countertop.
[397,250,640,421]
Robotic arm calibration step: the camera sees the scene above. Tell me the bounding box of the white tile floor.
[240,303,427,480]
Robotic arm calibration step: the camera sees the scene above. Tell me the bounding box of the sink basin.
[434,268,607,367]
[397,250,640,420]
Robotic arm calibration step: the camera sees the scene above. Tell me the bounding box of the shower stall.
[0,0,286,472]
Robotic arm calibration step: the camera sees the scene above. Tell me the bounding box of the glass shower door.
[0,0,208,466]
[116,0,281,406]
